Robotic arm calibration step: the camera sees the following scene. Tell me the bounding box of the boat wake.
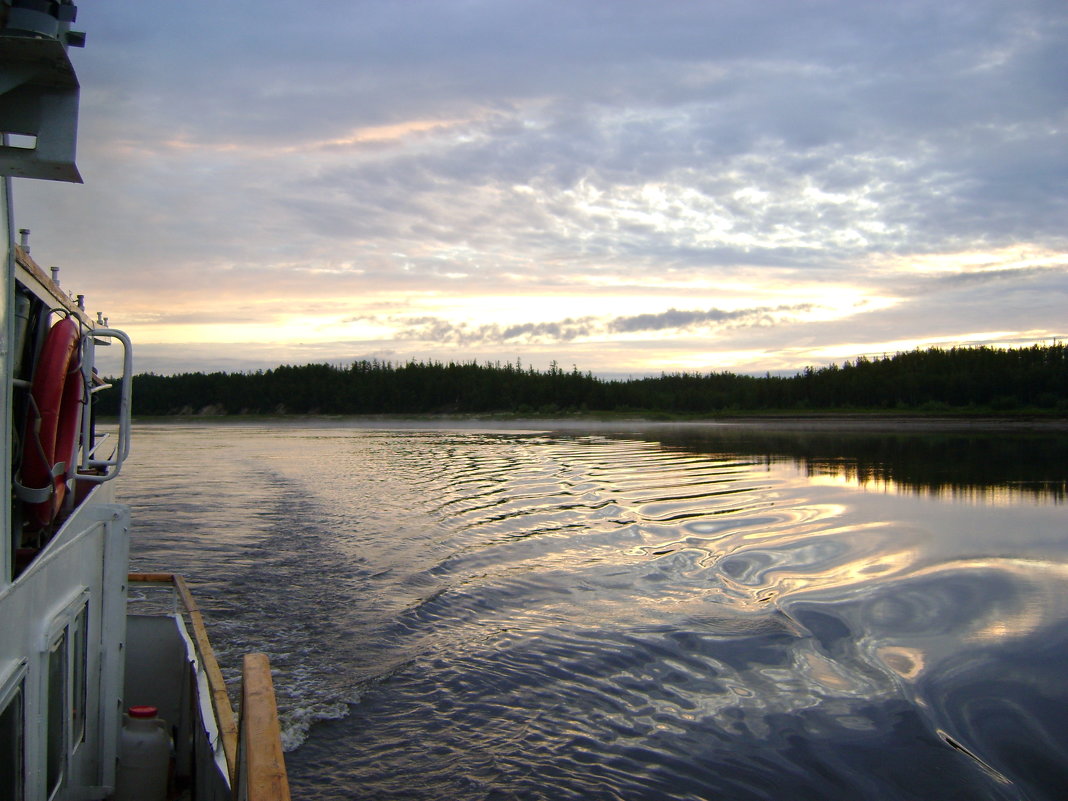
[122,424,1068,800]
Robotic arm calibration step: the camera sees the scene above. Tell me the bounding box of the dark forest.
[96,344,1068,418]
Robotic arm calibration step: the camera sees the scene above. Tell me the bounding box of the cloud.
[608,305,816,334]
[60,0,1067,275]
[930,264,1068,289]
[394,304,817,346]
[13,0,1068,376]
[395,316,597,346]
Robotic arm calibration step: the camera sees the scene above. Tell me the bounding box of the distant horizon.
[99,344,1068,420]
[95,340,1064,383]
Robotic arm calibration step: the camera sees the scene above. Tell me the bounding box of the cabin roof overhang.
[0,30,83,182]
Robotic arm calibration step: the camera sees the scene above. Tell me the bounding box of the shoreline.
[119,412,1068,433]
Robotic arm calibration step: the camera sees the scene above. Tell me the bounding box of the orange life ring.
[21,316,83,527]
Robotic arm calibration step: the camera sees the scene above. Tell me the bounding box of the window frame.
[40,587,91,801]
[0,659,29,801]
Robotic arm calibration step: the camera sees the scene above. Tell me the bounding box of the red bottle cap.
[128,705,159,718]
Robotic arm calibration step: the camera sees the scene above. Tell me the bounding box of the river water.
[119,420,1068,800]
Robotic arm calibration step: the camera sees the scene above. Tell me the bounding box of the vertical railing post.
[237,653,291,801]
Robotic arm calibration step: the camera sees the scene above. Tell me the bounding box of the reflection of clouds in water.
[920,621,1068,797]
[773,557,1068,796]
[874,646,925,680]
[705,517,923,603]
[866,560,1068,647]
[416,431,1068,793]
[784,559,1068,680]
[668,476,1068,792]
[518,620,1022,798]
[130,425,1068,798]
[541,438,1068,780]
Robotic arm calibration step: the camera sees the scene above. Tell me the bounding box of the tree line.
[95,344,1068,417]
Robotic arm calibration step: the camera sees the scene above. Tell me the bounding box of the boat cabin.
[0,3,289,798]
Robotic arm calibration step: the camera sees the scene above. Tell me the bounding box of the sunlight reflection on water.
[119,421,1068,800]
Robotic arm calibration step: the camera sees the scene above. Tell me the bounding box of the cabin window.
[0,677,25,801]
[46,632,67,799]
[41,589,89,798]
[71,605,88,750]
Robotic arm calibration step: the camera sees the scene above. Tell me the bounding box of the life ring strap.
[13,461,66,504]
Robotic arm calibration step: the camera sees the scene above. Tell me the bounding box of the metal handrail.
[79,326,133,482]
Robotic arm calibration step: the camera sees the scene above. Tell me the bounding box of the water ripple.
[119,423,1068,800]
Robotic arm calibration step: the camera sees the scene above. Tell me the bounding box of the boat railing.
[237,654,292,801]
[79,326,133,481]
[11,244,134,488]
[127,573,291,801]
[85,429,113,460]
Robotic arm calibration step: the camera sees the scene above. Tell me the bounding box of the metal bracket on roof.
[0,0,85,183]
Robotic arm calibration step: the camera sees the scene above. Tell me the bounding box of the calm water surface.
[119,421,1068,800]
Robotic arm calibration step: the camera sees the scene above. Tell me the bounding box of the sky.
[15,0,1068,377]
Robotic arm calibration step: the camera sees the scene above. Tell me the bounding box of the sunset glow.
[16,0,1066,376]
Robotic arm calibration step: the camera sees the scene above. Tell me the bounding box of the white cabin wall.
[0,495,129,800]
